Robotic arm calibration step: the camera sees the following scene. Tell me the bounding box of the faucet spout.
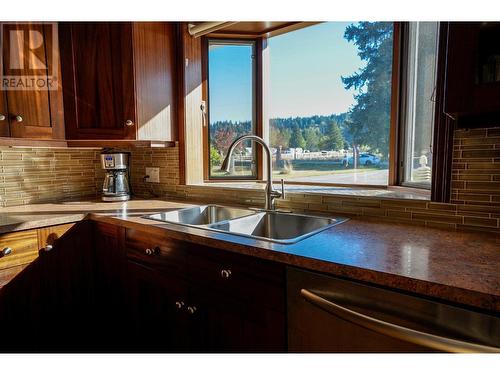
[221,135,283,210]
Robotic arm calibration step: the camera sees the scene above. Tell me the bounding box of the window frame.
[397,22,440,190]
[201,22,447,196]
[202,37,263,181]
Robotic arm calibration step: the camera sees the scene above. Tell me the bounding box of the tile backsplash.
[0,147,103,207]
[451,128,500,206]
[0,145,181,207]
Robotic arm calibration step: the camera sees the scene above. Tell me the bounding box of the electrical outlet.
[145,167,160,183]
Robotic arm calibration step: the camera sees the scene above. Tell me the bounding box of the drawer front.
[0,264,29,289]
[188,248,285,311]
[37,223,75,250]
[125,229,188,277]
[0,230,39,271]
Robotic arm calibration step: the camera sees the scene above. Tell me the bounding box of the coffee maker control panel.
[103,155,115,168]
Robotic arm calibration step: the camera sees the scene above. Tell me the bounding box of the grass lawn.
[210,160,383,179]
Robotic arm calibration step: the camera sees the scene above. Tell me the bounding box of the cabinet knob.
[175,301,185,310]
[43,244,53,252]
[145,247,160,255]
[1,247,13,257]
[221,269,232,279]
[125,119,134,127]
[187,306,197,315]
[14,115,23,123]
[0,114,6,121]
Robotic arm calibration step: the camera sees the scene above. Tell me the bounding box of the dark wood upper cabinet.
[0,22,65,139]
[59,22,178,141]
[444,22,500,127]
[0,91,8,137]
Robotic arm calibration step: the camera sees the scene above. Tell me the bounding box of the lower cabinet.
[0,222,287,352]
[0,221,92,351]
[123,228,286,352]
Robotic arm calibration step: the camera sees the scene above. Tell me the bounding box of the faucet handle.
[280,178,285,199]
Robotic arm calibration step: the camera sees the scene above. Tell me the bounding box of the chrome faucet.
[221,135,285,211]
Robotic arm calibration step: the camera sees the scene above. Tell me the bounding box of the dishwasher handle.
[301,288,500,353]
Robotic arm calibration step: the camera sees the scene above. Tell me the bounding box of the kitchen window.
[206,40,257,179]
[203,22,439,191]
[400,22,440,188]
[267,22,393,186]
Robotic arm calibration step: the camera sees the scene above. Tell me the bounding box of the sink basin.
[207,211,348,244]
[145,205,256,226]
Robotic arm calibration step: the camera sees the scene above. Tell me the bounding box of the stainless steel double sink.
[145,205,348,244]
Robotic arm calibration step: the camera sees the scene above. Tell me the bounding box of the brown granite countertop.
[1,199,499,313]
[0,199,191,234]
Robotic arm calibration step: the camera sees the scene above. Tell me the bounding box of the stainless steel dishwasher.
[287,267,500,353]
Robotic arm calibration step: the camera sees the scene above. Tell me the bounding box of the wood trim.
[255,38,264,180]
[58,22,78,139]
[201,36,209,181]
[207,22,320,39]
[66,140,176,148]
[431,23,455,203]
[46,23,65,140]
[176,24,186,184]
[388,22,402,186]
[396,22,411,187]
[0,137,68,148]
[180,23,204,185]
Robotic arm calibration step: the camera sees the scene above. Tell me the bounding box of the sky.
[208,22,365,123]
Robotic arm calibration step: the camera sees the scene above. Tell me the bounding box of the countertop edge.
[0,213,87,234]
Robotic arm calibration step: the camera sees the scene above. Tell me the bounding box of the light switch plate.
[145,167,160,183]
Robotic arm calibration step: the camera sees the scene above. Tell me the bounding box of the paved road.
[287,169,389,185]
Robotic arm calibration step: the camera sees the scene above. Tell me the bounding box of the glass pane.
[208,41,256,178]
[404,22,439,187]
[268,22,393,186]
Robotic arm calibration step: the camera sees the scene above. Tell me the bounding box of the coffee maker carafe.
[100,151,131,202]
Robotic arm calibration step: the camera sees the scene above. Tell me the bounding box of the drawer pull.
[145,247,159,256]
[187,306,197,315]
[1,247,13,257]
[175,301,185,310]
[44,244,53,252]
[221,269,232,279]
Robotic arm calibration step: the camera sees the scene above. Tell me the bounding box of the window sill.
[189,182,430,201]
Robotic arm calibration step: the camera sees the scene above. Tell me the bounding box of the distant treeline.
[209,113,354,153]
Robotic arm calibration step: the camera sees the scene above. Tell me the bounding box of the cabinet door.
[1,23,63,139]
[187,249,286,352]
[0,222,95,352]
[126,261,190,352]
[190,287,286,353]
[0,91,9,136]
[60,22,136,140]
[445,22,500,120]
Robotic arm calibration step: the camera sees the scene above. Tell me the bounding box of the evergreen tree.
[321,121,345,151]
[289,125,306,149]
[304,127,321,151]
[342,22,394,157]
